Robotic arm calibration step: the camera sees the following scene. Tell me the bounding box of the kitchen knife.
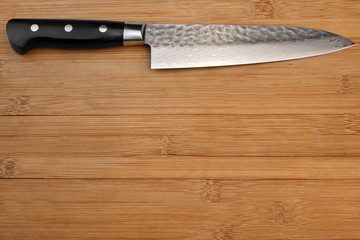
[6,19,355,69]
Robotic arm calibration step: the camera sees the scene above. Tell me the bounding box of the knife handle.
[6,19,125,54]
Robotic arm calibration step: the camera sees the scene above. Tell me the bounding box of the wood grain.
[1,115,360,159]
[1,179,360,240]
[1,0,360,239]
[1,53,359,115]
[0,115,360,179]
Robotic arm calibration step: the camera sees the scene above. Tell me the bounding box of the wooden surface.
[0,0,359,239]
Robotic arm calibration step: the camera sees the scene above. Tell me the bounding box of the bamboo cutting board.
[1,0,360,239]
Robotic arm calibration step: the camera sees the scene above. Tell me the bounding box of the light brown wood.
[1,0,360,239]
[1,179,360,240]
[1,52,360,115]
[1,115,360,158]
[1,115,360,179]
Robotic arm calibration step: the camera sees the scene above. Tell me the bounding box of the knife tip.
[337,35,356,49]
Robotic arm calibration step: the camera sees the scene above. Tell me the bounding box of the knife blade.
[6,19,355,69]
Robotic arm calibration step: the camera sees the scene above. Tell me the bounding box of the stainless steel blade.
[144,24,355,69]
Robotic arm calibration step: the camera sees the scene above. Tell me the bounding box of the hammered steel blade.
[144,24,355,69]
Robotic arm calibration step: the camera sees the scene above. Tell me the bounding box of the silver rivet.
[30,24,39,32]
[64,24,73,32]
[99,25,107,33]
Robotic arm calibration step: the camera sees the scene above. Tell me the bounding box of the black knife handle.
[6,19,125,54]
